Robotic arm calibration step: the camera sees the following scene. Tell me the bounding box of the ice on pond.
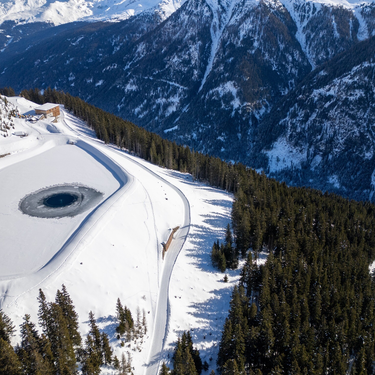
[19,184,103,218]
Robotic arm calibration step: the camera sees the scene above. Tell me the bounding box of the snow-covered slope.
[0,96,236,374]
[0,0,185,25]
[280,0,375,68]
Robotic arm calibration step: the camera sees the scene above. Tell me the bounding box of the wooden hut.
[35,103,60,118]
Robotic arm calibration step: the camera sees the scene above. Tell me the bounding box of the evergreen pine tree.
[0,338,22,375]
[172,332,201,375]
[183,349,198,375]
[113,355,120,369]
[49,303,77,375]
[55,285,81,347]
[37,289,52,339]
[116,298,124,321]
[37,290,77,374]
[160,362,171,375]
[82,335,101,375]
[222,358,240,375]
[82,311,104,374]
[0,311,15,343]
[101,332,113,365]
[16,314,53,375]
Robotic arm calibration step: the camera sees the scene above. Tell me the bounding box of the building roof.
[35,103,59,111]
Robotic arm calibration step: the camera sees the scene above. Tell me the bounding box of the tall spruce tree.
[172,331,202,375]
[0,338,22,375]
[160,362,171,375]
[16,314,54,375]
[49,303,77,374]
[55,285,81,347]
[82,311,112,373]
[0,311,21,375]
[0,311,15,343]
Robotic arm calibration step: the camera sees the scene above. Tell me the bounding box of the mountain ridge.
[1,0,375,201]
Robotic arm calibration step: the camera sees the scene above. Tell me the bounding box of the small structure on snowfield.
[35,103,60,118]
[162,226,180,259]
[13,131,28,137]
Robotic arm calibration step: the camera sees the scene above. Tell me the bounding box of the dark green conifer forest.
[216,177,375,374]
[3,88,375,374]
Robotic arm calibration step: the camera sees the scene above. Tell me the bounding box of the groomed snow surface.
[0,97,237,374]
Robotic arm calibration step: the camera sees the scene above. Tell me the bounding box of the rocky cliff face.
[254,36,375,201]
[0,0,374,200]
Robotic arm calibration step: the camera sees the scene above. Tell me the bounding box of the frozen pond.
[19,184,103,218]
[0,144,119,279]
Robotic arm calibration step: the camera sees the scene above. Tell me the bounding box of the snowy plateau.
[0,96,239,374]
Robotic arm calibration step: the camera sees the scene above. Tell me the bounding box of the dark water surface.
[20,184,103,218]
[43,193,79,208]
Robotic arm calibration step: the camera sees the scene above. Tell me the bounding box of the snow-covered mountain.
[280,0,375,68]
[0,0,185,54]
[0,0,185,25]
[253,35,375,202]
[1,0,375,201]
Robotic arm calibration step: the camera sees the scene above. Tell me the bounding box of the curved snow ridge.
[0,139,135,307]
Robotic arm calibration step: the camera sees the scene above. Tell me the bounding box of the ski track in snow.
[103,143,192,375]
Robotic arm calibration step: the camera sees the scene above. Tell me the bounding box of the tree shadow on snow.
[171,194,239,370]
[167,286,236,368]
[84,315,119,343]
[184,205,232,273]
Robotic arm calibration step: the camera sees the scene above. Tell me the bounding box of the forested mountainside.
[218,178,375,374]
[1,0,375,201]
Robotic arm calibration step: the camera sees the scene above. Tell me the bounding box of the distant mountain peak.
[0,0,186,26]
